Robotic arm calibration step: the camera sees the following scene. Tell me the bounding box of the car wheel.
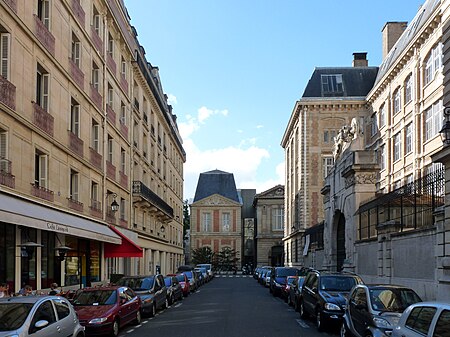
[133,310,142,325]
[299,302,308,319]
[111,319,120,337]
[340,322,352,337]
[316,309,325,332]
[149,303,156,317]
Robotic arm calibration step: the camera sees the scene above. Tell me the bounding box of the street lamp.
[54,235,72,262]
[109,193,119,213]
[440,107,450,145]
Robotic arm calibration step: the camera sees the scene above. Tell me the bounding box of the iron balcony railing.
[132,181,173,218]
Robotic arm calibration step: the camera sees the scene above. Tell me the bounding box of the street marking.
[296,319,310,328]
[127,328,135,333]
[174,303,182,308]
[142,320,148,324]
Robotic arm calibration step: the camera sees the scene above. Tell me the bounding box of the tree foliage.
[213,247,238,271]
[192,246,214,265]
[183,199,190,238]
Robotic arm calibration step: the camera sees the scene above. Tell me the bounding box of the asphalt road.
[119,276,339,337]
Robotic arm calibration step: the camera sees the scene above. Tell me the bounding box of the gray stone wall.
[355,241,377,276]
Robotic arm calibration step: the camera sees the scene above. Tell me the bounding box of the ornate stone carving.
[345,172,378,188]
[333,117,363,160]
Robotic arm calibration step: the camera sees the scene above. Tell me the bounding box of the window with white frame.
[107,32,114,57]
[405,74,413,103]
[37,0,50,29]
[0,31,11,80]
[36,63,50,111]
[107,84,113,108]
[425,100,443,141]
[272,208,284,231]
[107,135,113,163]
[120,148,126,174]
[380,144,386,170]
[222,212,230,232]
[71,33,81,67]
[0,129,8,173]
[393,88,401,114]
[405,123,412,154]
[121,56,126,78]
[35,149,48,188]
[379,104,386,128]
[424,42,443,85]
[93,5,101,37]
[120,198,126,220]
[70,169,79,201]
[120,101,126,125]
[92,62,99,90]
[321,74,344,95]
[202,212,211,232]
[91,181,99,206]
[322,156,334,179]
[394,132,401,162]
[70,99,80,137]
[371,113,378,136]
[91,119,99,152]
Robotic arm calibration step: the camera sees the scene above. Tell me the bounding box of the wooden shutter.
[42,73,49,111]
[39,154,47,187]
[0,132,7,172]
[94,15,101,35]
[71,172,79,200]
[43,0,50,29]
[0,33,10,79]
[72,104,80,136]
[92,123,99,151]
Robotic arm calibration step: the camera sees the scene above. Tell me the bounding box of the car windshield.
[175,274,185,282]
[0,303,33,331]
[369,288,422,312]
[72,290,117,306]
[184,271,193,278]
[277,268,298,277]
[287,277,297,285]
[164,278,172,287]
[117,277,154,291]
[320,276,356,292]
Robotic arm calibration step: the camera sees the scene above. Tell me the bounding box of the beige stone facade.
[0,0,184,293]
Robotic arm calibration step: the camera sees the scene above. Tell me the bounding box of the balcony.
[3,0,17,12]
[71,0,85,27]
[106,104,116,125]
[67,197,83,212]
[69,58,84,89]
[132,181,173,221]
[119,171,128,189]
[31,183,54,202]
[89,147,102,170]
[89,199,102,219]
[69,131,84,157]
[33,102,54,136]
[107,53,116,75]
[91,26,103,55]
[0,75,16,110]
[90,84,102,110]
[0,157,15,188]
[34,15,55,56]
[106,160,116,180]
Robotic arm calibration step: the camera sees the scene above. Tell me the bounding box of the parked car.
[341,284,422,337]
[300,270,364,331]
[263,269,272,287]
[196,264,214,279]
[72,286,141,337]
[183,271,198,292]
[0,295,85,337]
[288,276,306,311]
[269,267,300,297]
[391,302,450,337]
[282,276,298,301]
[168,273,190,297]
[116,275,167,317]
[164,276,183,305]
[194,267,209,282]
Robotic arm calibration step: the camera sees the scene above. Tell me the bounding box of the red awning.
[104,225,143,258]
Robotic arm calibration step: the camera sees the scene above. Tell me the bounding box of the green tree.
[192,247,214,265]
[183,199,190,238]
[215,247,238,271]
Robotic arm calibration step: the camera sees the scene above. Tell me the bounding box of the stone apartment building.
[0,0,184,293]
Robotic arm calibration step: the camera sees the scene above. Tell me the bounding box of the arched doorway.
[336,212,346,272]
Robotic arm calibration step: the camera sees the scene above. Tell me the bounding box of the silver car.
[0,295,85,337]
[391,302,450,337]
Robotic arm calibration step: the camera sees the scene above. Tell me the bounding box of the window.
[120,148,126,174]
[70,169,79,201]
[380,144,386,170]
[36,64,49,111]
[405,74,413,103]
[107,83,113,108]
[133,120,139,148]
[107,135,113,163]
[120,101,126,125]
[93,5,101,36]
[70,99,80,137]
[371,114,378,136]
[425,100,443,141]
[379,104,386,128]
[405,306,437,335]
[202,212,211,232]
[405,123,412,154]
[37,0,50,29]
[91,120,99,152]
[52,299,70,320]
[424,42,442,85]
[91,181,99,203]
[121,56,126,77]
[321,74,344,95]
[30,301,55,333]
[92,62,99,90]
[35,150,48,188]
[434,309,450,336]
[143,133,148,158]
[71,33,81,67]
[120,198,126,220]
[323,156,334,179]
[393,88,401,114]
[323,130,329,143]
[272,208,284,230]
[107,32,114,57]
[1,32,11,80]
[0,129,8,173]
[394,132,401,162]
[222,213,230,232]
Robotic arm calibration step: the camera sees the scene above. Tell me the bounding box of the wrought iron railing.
[132,181,173,218]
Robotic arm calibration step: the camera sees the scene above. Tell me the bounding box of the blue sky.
[124,0,425,201]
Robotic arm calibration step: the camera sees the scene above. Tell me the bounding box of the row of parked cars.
[0,264,214,337]
[254,266,450,337]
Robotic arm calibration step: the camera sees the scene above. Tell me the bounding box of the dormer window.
[321,74,344,96]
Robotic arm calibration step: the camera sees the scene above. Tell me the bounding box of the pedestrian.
[20,285,33,296]
[49,283,60,295]
[0,283,9,298]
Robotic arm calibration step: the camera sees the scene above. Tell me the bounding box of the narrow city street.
[119,276,338,337]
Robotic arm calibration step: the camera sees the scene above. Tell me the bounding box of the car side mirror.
[35,320,49,329]
[312,287,318,293]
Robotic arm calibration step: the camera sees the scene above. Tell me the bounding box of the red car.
[283,276,298,301]
[168,273,190,297]
[72,285,142,337]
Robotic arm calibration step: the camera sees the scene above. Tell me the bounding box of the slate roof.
[302,66,379,98]
[193,170,240,203]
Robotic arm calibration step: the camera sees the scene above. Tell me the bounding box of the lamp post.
[108,193,119,213]
[440,107,450,145]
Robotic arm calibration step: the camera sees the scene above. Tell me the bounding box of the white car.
[391,301,450,337]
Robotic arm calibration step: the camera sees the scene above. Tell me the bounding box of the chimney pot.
[352,52,368,67]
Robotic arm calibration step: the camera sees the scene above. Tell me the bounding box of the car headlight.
[89,317,108,324]
[324,302,341,310]
[373,317,392,328]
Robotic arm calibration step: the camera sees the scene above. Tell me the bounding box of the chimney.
[382,22,407,59]
[352,52,368,67]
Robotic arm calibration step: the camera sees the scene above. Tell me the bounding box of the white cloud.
[256,125,264,129]
[197,106,229,124]
[167,94,177,105]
